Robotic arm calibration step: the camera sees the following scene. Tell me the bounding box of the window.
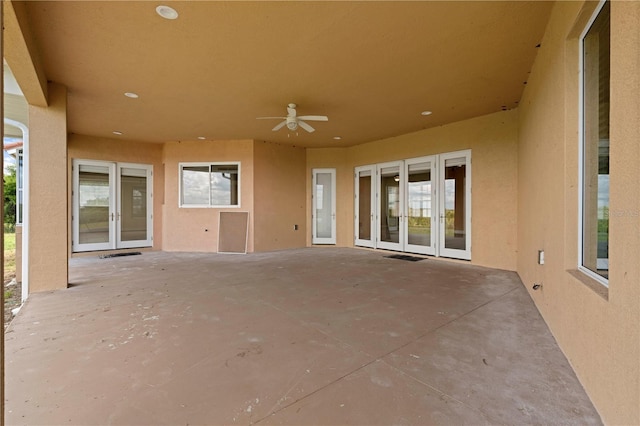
[180,162,240,207]
[580,0,609,284]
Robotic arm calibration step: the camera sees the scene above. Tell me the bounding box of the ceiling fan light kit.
[257,103,328,134]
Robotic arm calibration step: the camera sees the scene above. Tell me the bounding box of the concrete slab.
[4,248,602,425]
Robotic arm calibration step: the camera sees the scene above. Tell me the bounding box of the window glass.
[180,163,240,207]
[581,1,609,282]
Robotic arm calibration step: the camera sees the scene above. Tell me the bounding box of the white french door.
[354,165,376,248]
[438,151,471,260]
[73,159,153,252]
[354,150,471,260]
[312,168,336,244]
[404,156,437,255]
[377,161,404,251]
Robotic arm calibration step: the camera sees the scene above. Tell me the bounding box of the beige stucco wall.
[305,148,353,248]
[67,134,165,252]
[28,82,68,292]
[517,2,640,424]
[306,110,519,271]
[253,140,307,251]
[162,140,254,253]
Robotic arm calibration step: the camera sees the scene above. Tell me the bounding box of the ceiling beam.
[3,0,48,107]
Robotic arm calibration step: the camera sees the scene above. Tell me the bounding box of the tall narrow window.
[581,1,609,283]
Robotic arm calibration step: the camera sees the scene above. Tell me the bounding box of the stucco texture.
[307,110,519,271]
[517,2,640,424]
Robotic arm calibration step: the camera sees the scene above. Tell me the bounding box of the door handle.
[111,213,115,221]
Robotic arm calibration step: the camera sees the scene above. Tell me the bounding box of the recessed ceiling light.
[197,136,206,140]
[113,131,123,136]
[156,5,179,20]
[124,92,139,99]
[333,136,342,140]
[421,111,432,116]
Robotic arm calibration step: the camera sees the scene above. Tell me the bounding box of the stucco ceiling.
[16,1,553,147]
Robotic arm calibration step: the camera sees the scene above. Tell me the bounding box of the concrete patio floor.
[5,248,601,425]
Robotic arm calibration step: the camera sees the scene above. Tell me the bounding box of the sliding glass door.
[73,160,153,252]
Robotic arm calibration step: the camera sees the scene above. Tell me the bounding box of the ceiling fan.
[257,103,328,133]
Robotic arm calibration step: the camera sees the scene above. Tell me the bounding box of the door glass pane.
[444,158,466,250]
[120,167,147,242]
[380,166,400,243]
[358,170,372,240]
[315,172,332,238]
[78,165,110,244]
[407,162,432,247]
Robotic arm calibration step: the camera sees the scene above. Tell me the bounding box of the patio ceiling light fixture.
[156,5,179,20]
[124,92,139,99]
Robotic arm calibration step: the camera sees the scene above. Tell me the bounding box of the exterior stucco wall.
[67,134,165,252]
[161,140,254,253]
[28,82,68,292]
[253,141,307,251]
[306,110,519,271]
[517,2,640,424]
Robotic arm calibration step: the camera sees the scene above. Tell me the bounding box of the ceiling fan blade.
[257,116,286,120]
[297,115,328,122]
[271,121,287,131]
[297,120,315,133]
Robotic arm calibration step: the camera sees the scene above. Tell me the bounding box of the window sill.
[567,269,609,301]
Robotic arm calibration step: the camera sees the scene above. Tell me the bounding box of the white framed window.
[579,0,609,285]
[179,162,240,208]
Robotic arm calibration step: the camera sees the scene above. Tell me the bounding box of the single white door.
[312,168,336,244]
[377,161,404,251]
[73,159,153,252]
[354,165,376,248]
[438,150,471,260]
[117,163,153,249]
[404,156,436,255]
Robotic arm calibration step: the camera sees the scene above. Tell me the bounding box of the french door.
[354,165,376,247]
[73,159,153,252]
[354,150,471,260]
[312,168,336,244]
[377,161,404,251]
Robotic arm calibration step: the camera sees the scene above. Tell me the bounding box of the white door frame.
[116,163,153,249]
[376,160,404,251]
[354,165,376,248]
[312,168,336,244]
[438,150,472,260]
[353,150,471,261]
[73,159,153,252]
[404,156,437,256]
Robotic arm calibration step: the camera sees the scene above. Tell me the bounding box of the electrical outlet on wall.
[538,250,545,265]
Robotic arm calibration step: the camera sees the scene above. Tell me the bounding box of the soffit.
[20,1,553,147]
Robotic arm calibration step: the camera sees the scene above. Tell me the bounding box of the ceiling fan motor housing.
[286,116,298,130]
